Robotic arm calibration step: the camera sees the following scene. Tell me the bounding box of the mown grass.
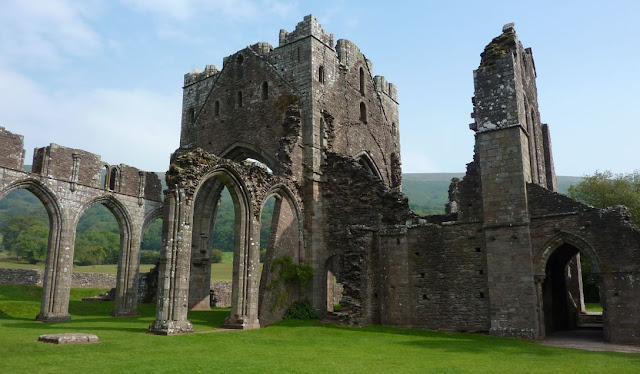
[1,285,639,373]
[585,303,604,312]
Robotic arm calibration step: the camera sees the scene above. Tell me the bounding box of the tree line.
[0,188,274,266]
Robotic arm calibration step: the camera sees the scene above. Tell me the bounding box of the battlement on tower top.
[279,14,334,48]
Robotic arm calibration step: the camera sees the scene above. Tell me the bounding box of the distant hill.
[402,173,582,215]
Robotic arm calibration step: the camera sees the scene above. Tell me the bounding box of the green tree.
[14,223,49,264]
[0,215,49,262]
[211,249,223,263]
[74,229,120,265]
[568,170,640,226]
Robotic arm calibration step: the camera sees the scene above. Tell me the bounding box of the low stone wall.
[0,267,232,308]
[210,281,231,308]
[0,268,116,288]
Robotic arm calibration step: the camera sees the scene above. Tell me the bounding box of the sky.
[0,0,638,177]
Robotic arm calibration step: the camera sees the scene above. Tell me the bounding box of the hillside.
[403,173,581,215]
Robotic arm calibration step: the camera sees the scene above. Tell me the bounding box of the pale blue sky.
[1,0,638,176]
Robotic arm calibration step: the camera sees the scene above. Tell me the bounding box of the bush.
[211,249,223,263]
[283,300,319,319]
[140,250,160,265]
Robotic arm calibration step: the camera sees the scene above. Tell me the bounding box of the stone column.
[37,217,74,322]
[224,213,260,329]
[112,221,142,317]
[149,191,194,334]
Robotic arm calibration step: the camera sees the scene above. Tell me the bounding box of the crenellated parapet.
[184,65,220,87]
[373,75,398,103]
[279,14,334,48]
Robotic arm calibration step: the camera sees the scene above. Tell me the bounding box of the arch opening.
[257,187,304,325]
[0,189,50,265]
[140,216,163,266]
[325,255,344,313]
[541,242,604,339]
[74,204,121,266]
[187,169,259,329]
[219,142,278,173]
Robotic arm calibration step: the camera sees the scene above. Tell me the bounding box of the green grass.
[585,303,604,312]
[0,285,639,373]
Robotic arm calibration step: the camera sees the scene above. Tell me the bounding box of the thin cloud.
[0,68,180,172]
[0,0,103,68]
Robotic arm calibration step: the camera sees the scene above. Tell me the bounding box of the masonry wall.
[527,183,640,343]
[0,268,117,288]
[0,127,25,170]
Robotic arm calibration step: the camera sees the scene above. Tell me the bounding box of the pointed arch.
[0,178,64,320]
[219,141,279,173]
[536,231,601,276]
[355,151,382,181]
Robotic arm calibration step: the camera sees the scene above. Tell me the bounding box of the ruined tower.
[150,15,401,334]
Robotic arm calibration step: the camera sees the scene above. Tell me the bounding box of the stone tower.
[150,15,400,334]
[470,23,558,339]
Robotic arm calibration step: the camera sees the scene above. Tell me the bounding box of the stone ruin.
[1,15,639,343]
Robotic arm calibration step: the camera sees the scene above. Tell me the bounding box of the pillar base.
[148,319,194,335]
[36,313,72,323]
[223,315,260,330]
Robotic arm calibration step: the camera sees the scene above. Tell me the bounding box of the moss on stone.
[479,31,516,70]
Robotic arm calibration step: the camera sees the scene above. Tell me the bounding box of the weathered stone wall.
[404,222,490,332]
[0,127,25,170]
[0,268,117,288]
[527,183,640,343]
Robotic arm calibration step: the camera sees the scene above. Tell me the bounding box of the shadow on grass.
[269,319,574,357]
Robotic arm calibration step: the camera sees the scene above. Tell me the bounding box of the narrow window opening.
[318,66,325,83]
[391,122,397,135]
[100,165,108,189]
[237,91,243,108]
[359,102,367,123]
[215,100,220,116]
[189,107,196,122]
[359,67,365,95]
[109,168,118,191]
[261,82,268,100]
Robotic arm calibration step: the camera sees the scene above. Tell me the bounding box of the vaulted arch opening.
[257,186,303,325]
[187,169,260,329]
[540,241,604,340]
[219,142,278,174]
[0,188,50,265]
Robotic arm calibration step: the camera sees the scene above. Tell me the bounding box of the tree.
[0,215,49,262]
[211,249,223,263]
[568,170,640,227]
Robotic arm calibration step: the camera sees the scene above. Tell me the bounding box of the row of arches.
[0,177,162,321]
[150,150,304,333]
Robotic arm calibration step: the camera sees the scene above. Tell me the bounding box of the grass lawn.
[1,285,639,373]
[585,303,604,312]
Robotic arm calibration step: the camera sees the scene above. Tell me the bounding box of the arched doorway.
[76,196,135,316]
[257,186,303,325]
[187,169,260,329]
[538,235,604,340]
